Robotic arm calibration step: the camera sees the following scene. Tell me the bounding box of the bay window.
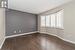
[40,10,63,29]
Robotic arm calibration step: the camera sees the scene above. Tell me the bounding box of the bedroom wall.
[63,0,75,42]
[0,8,5,49]
[38,0,75,43]
[6,9,37,36]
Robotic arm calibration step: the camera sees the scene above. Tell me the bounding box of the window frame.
[40,9,64,29]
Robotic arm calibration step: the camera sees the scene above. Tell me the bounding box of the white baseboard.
[0,38,5,49]
[5,31,39,38]
[39,32,75,44]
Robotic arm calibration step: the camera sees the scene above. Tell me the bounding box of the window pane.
[56,10,63,28]
[46,15,50,27]
[57,13,61,27]
[51,14,56,27]
[41,16,46,27]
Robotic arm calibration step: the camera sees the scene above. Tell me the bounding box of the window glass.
[41,16,46,27]
[56,10,63,28]
[46,15,50,27]
[51,14,56,27]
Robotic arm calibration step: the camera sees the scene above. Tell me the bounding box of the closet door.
[0,8,5,49]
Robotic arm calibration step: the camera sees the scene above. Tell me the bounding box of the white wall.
[0,8,5,49]
[63,0,75,42]
[38,0,75,43]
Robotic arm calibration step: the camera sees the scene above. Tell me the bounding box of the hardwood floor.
[1,33,75,50]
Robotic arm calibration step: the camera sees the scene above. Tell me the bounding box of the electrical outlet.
[14,31,16,33]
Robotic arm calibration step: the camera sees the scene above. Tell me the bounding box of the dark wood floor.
[1,33,75,50]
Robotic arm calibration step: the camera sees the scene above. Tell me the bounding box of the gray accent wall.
[6,9,37,36]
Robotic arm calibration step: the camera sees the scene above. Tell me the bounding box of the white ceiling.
[8,0,72,14]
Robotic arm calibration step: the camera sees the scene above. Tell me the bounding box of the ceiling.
[8,0,72,14]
